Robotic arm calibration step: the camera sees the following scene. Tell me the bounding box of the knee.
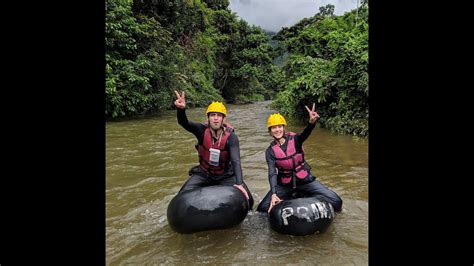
[256,204,267,213]
[332,196,343,212]
[256,199,269,213]
[318,192,342,212]
[323,189,343,212]
[248,194,254,210]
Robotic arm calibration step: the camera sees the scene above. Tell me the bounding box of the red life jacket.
[271,132,313,187]
[196,124,234,175]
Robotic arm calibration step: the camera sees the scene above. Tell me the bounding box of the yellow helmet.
[206,101,227,116]
[267,113,287,128]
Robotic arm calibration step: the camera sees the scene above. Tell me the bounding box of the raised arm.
[174,90,203,138]
[298,103,320,143]
[305,103,320,124]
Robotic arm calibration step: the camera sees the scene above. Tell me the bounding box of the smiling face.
[270,124,285,139]
[208,112,225,130]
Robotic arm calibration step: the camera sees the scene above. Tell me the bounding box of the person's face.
[270,125,285,139]
[208,112,225,130]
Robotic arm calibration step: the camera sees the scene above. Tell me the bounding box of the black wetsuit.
[177,108,254,209]
[256,123,343,212]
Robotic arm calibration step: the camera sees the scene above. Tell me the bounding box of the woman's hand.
[305,103,320,124]
[268,193,282,213]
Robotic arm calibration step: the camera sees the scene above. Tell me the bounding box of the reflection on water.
[106,101,368,265]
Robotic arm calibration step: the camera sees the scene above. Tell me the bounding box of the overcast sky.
[229,0,360,32]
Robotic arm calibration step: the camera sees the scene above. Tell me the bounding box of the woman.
[256,103,342,213]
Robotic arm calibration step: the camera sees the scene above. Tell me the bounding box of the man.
[173,90,253,208]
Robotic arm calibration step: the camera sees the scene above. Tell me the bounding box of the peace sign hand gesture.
[174,90,186,109]
[305,103,320,124]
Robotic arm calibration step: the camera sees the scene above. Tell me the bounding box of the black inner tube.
[268,197,335,236]
[167,185,249,234]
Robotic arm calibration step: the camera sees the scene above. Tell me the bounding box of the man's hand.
[233,184,249,200]
[305,103,320,124]
[268,193,282,213]
[174,90,186,109]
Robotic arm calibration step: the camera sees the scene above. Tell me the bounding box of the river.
[106,101,368,265]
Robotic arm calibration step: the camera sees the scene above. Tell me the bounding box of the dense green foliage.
[105,0,368,137]
[106,0,282,118]
[271,3,368,136]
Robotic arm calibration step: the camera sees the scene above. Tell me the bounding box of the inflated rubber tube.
[167,185,249,234]
[269,197,335,236]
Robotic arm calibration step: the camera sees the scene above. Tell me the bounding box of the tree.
[318,4,335,17]
[271,4,368,136]
[202,0,229,10]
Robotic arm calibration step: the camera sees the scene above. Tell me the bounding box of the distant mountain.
[262,30,289,67]
[264,30,278,47]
